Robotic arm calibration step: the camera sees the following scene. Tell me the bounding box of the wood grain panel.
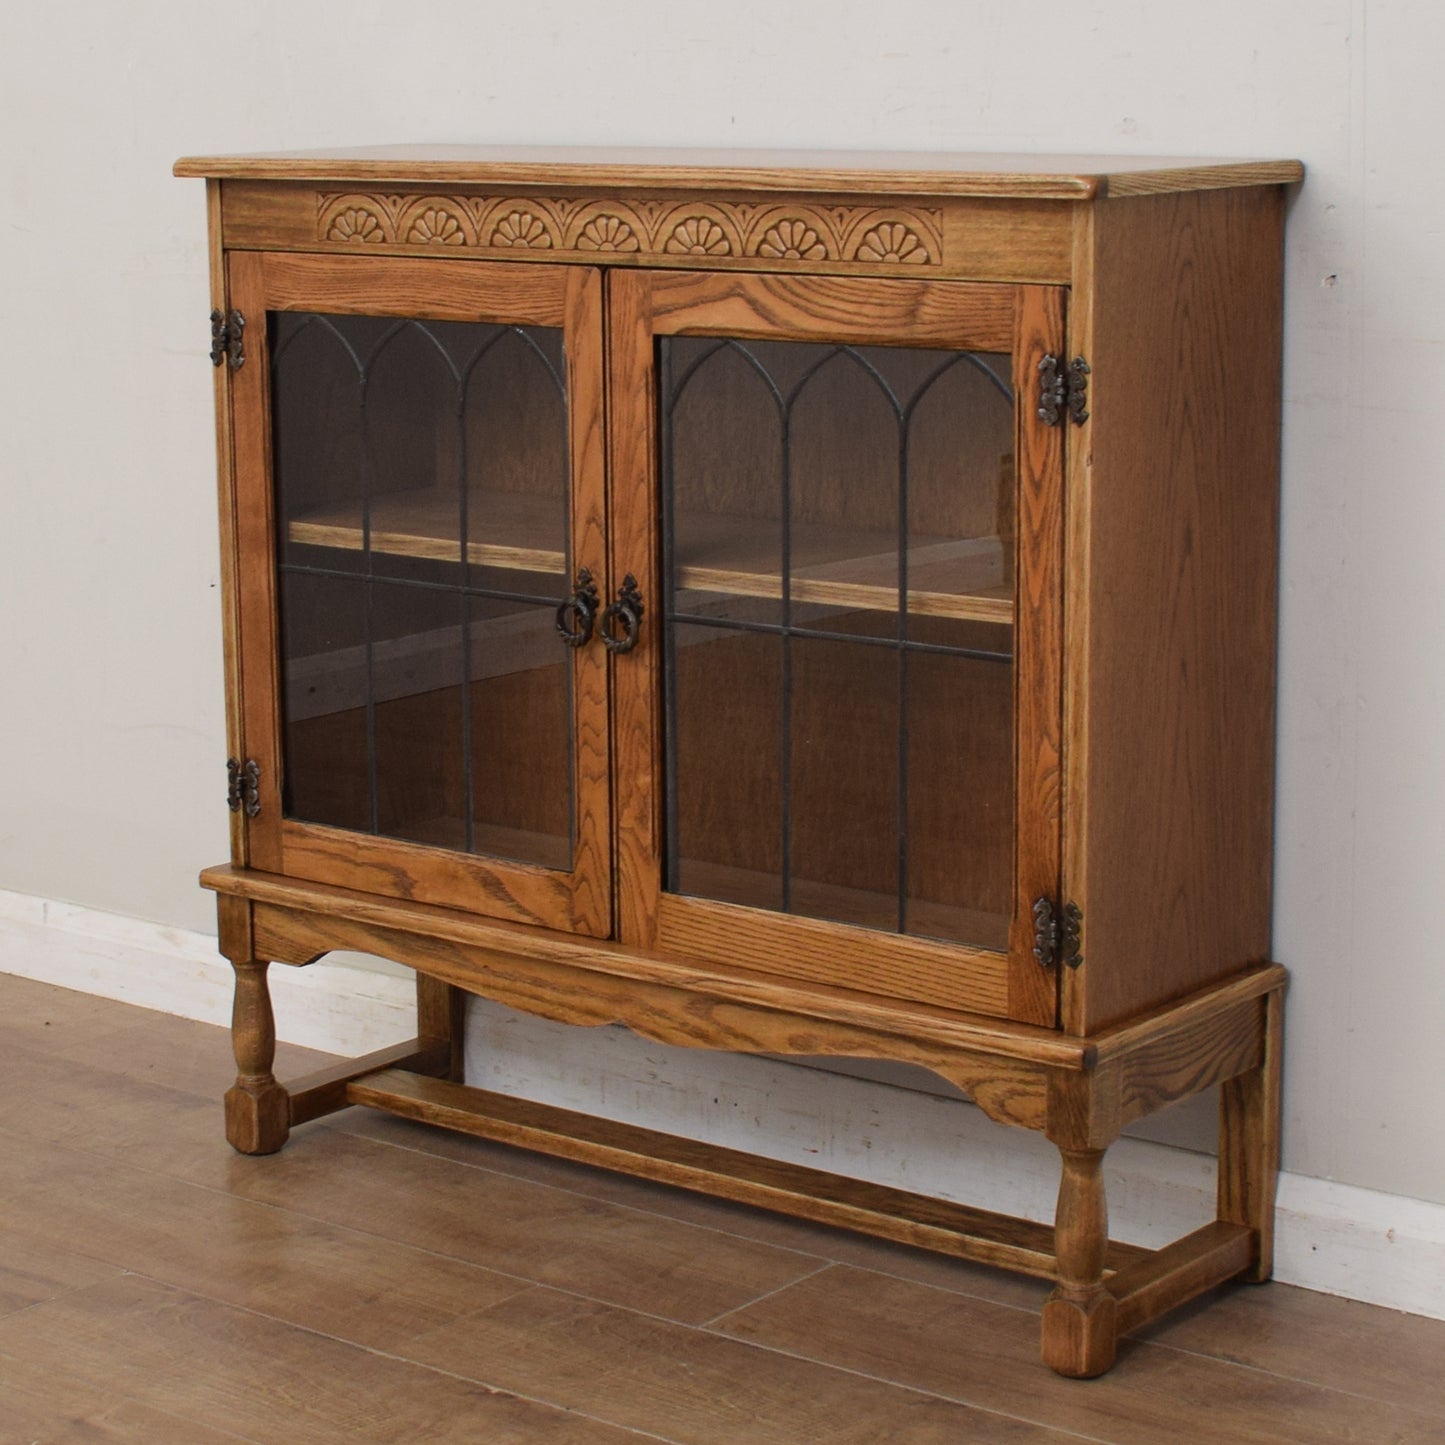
[1062,187,1285,1033]
[562,264,613,936]
[1116,999,1262,1127]
[1008,286,1066,1027]
[209,864,1091,1064]
[647,270,1016,348]
[207,180,247,867]
[225,250,286,873]
[249,904,1052,1128]
[178,144,1303,199]
[1106,1222,1253,1334]
[286,1038,452,1126]
[605,268,664,949]
[217,181,1075,284]
[656,892,1012,1017]
[1218,986,1284,1280]
[254,249,568,323]
[278,820,579,928]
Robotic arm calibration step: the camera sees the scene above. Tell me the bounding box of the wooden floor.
[2,977,1443,1444]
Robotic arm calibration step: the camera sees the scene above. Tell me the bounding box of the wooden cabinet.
[178,146,1299,1375]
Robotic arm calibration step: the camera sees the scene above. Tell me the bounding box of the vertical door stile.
[605,268,663,949]
[209,184,249,869]
[564,266,612,937]
[1009,285,1068,1027]
[225,250,284,874]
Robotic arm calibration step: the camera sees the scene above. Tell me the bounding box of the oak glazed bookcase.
[177,146,1299,1376]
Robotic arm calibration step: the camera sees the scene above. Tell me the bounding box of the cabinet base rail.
[344,1066,1255,1333]
[208,868,1283,1379]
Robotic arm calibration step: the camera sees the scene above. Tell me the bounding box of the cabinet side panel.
[1064,187,1283,1034]
[209,182,247,865]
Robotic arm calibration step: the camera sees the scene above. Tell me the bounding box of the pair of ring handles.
[555,568,643,654]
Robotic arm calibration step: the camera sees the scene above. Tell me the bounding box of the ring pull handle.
[555,568,599,648]
[600,574,645,655]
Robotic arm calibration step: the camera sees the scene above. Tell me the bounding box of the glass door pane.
[660,336,1016,952]
[271,312,574,871]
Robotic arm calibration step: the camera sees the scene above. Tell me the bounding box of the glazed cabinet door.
[225,252,611,936]
[610,272,1064,1024]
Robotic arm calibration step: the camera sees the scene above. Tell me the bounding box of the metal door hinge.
[1032,898,1084,969]
[226,758,261,817]
[1037,355,1089,426]
[210,309,245,369]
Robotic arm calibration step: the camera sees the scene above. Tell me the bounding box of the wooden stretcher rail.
[344,1067,1150,1279]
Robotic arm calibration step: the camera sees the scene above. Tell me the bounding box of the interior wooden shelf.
[288,487,1015,624]
[289,487,565,576]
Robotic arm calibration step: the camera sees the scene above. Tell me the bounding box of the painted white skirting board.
[3,887,1441,1322]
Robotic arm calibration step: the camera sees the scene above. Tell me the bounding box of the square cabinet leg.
[415,973,467,1083]
[1218,987,1285,1280]
[224,958,291,1155]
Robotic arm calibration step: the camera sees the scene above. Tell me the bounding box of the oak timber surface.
[174,145,1304,198]
[1063,185,1283,1032]
[2,977,1440,1443]
[199,863,1088,1066]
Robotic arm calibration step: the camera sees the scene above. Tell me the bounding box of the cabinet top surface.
[173,144,1303,199]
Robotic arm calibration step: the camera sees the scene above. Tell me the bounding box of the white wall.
[2,0,1440,1208]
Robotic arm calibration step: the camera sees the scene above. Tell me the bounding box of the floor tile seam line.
[106,1248,836,1372]
[296,1333,692,1445]
[0,1344,272,1445]
[55,1270,685,1444]
[690,1327,1120,1443]
[324,1122,1059,1312]
[0,1271,128,1327]
[392,1316,1107,1445]
[5,1178,834,1338]
[5,1115,1051,1329]
[3,1125,1042,1333]
[1140,1337,1445,1425]
[0,1129,563,1291]
[0,1124,662,1301]
[700,1260,837,1329]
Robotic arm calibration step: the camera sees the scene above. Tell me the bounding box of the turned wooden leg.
[1218,987,1284,1281]
[224,958,291,1155]
[1042,1146,1118,1377]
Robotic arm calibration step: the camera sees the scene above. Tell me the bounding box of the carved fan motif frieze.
[316,192,943,268]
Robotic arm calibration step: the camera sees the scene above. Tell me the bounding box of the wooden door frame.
[606,269,1065,1024]
[225,250,612,937]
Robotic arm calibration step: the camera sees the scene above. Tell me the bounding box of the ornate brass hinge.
[1032,898,1084,969]
[226,758,261,817]
[1037,355,1090,426]
[210,308,245,369]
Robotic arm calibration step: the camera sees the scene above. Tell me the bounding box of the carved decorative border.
[316,192,944,268]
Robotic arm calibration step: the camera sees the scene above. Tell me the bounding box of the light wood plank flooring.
[2,974,1442,1444]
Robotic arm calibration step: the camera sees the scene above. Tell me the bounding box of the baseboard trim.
[3,888,1441,1322]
